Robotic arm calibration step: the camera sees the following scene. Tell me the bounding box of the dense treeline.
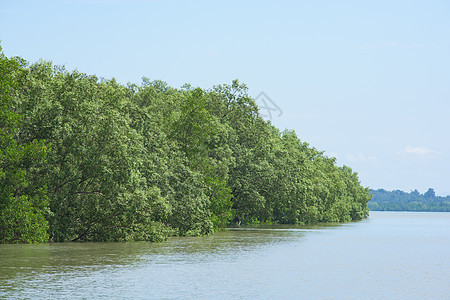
[0,48,370,243]
[369,188,450,212]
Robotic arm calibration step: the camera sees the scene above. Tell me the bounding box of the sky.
[1,0,449,195]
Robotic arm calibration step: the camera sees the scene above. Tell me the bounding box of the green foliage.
[369,189,450,212]
[0,46,49,243]
[15,63,174,242]
[1,48,371,243]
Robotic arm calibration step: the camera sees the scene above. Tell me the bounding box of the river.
[1,211,449,299]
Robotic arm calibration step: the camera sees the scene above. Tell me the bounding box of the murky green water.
[1,212,449,299]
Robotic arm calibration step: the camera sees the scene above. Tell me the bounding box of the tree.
[425,188,436,198]
[369,188,449,212]
[3,47,372,243]
[16,63,172,241]
[0,46,49,243]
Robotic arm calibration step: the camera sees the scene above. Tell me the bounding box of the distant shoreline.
[368,188,450,212]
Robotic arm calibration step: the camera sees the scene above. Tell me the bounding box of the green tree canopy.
[1,49,371,243]
[0,46,49,243]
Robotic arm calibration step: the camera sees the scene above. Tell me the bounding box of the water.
[1,212,449,299]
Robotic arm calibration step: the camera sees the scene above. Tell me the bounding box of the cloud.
[404,146,432,155]
[402,145,442,156]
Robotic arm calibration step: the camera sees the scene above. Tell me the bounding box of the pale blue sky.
[1,0,449,195]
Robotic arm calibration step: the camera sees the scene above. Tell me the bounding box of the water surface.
[1,212,449,299]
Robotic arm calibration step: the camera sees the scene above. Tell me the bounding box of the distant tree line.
[0,46,370,243]
[368,188,450,212]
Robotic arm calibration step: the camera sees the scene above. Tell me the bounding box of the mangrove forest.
[0,46,371,243]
